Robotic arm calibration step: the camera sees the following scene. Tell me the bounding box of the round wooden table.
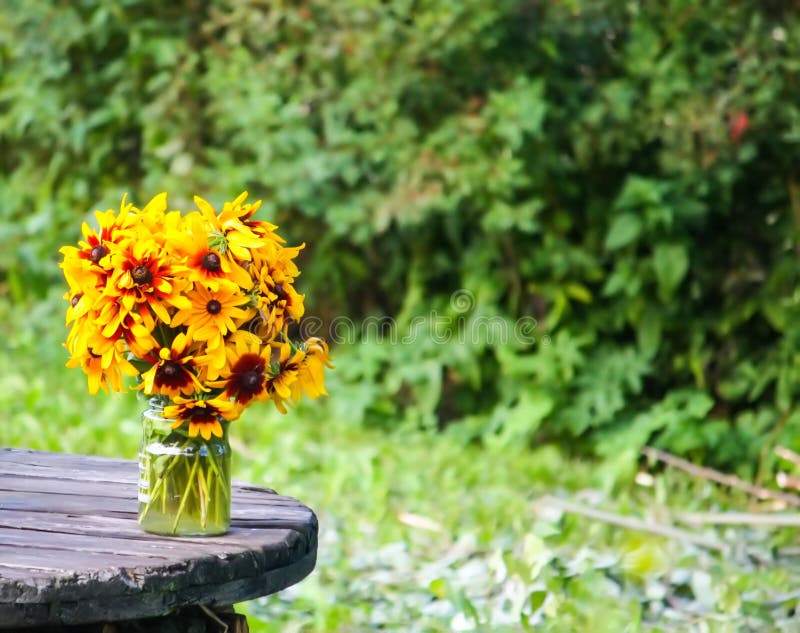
[0,448,317,630]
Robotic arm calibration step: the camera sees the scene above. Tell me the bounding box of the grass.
[4,292,800,631]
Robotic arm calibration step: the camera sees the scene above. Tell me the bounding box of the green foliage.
[3,0,800,473]
[4,298,800,630]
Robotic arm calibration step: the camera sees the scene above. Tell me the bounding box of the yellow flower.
[266,342,306,412]
[172,282,252,336]
[194,192,269,262]
[170,212,253,290]
[66,352,111,395]
[59,195,136,287]
[291,337,334,401]
[60,197,139,331]
[61,191,332,415]
[66,341,139,395]
[250,252,304,340]
[254,241,303,278]
[137,333,206,398]
[93,298,159,358]
[215,190,285,246]
[164,397,241,440]
[209,331,271,405]
[104,236,191,331]
[248,241,305,340]
[65,290,93,327]
[265,271,305,321]
[131,192,171,243]
[171,283,254,376]
[66,301,155,371]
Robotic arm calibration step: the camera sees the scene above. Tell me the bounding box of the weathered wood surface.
[0,448,317,629]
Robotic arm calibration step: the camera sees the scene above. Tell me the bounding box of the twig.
[200,605,229,633]
[776,471,800,491]
[775,445,800,469]
[538,495,728,553]
[642,446,800,507]
[677,511,800,527]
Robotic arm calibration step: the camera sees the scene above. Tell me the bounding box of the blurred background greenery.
[4,1,800,630]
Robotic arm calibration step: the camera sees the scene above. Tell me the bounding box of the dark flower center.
[160,361,181,378]
[241,370,262,391]
[70,293,83,307]
[131,265,152,285]
[273,282,287,301]
[187,407,217,424]
[206,299,222,315]
[90,245,108,263]
[201,252,222,272]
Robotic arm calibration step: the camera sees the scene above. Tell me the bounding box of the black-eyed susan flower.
[171,283,254,376]
[171,284,253,341]
[66,342,139,395]
[170,212,253,290]
[65,291,92,327]
[138,333,206,398]
[228,196,283,244]
[164,397,241,440]
[130,192,183,248]
[266,271,305,321]
[265,342,307,412]
[172,283,252,344]
[194,193,268,262]
[209,331,270,405]
[92,299,157,358]
[290,338,334,402]
[104,236,190,330]
[62,190,331,445]
[59,195,136,283]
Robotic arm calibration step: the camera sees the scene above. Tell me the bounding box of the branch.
[538,495,728,553]
[677,511,800,527]
[642,446,800,508]
[775,445,800,469]
[776,471,800,491]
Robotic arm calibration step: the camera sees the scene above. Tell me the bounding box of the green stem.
[197,465,208,529]
[140,441,188,522]
[205,446,229,503]
[204,459,215,527]
[171,454,200,534]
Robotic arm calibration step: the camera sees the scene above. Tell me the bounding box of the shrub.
[3,0,800,474]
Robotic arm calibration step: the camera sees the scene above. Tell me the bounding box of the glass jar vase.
[137,399,231,536]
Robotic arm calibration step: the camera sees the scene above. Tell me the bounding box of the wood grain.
[0,448,317,629]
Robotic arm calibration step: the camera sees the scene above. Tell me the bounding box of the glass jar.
[137,399,231,536]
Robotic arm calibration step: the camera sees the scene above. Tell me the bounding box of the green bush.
[3,0,800,475]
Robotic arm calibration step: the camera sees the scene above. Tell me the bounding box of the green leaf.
[637,308,662,359]
[565,282,593,304]
[653,243,689,298]
[490,78,547,148]
[605,214,642,250]
[429,578,447,600]
[487,390,554,449]
[482,198,543,233]
[620,536,670,581]
[521,533,554,580]
[529,590,547,612]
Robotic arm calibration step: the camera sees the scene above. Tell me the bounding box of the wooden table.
[0,448,317,630]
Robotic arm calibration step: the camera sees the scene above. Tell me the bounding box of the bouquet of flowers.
[60,191,331,534]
